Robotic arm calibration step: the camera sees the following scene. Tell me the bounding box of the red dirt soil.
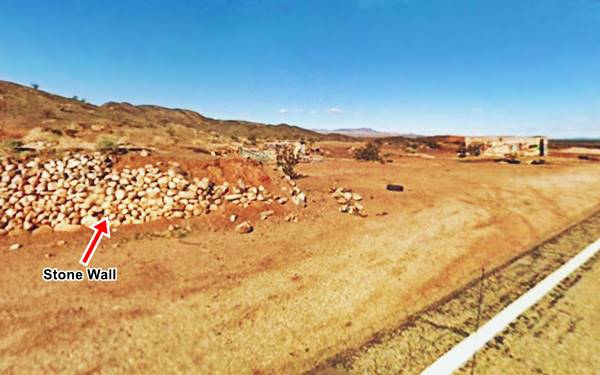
[114,155,275,188]
[1,154,600,374]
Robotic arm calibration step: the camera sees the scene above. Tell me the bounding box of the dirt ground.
[313,206,600,374]
[2,153,600,374]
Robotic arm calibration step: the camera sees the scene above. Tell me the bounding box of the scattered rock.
[80,216,97,227]
[54,223,82,233]
[236,221,253,234]
[260,210,275,220]
[225,194,243,201]
[56,240,66,246]
[331,186,367,216]
[8,243,21,251]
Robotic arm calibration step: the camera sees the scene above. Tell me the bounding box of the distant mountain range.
[312,127,421,138]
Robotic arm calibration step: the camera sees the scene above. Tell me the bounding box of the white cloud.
[328,107,344,114]
[278,108,289,114]
[471,106,483,113]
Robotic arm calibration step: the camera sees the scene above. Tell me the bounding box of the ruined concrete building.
[464,136,548,157]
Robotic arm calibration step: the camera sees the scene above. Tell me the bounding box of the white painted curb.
[421,237,600,375]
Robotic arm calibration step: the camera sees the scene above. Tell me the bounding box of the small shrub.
[467,144,482,156]
[353,142,383,162]
[30,83,39,90]
[50,128,63,136]
[426,141,440,149]
[277,146,300,179]
[97,138,118,150]
[5,139,23,150]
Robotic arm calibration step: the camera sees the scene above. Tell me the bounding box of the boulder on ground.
[54,223,82,233]
[236,221,253,234]
[80,216,97,227]
[260,210,275,220]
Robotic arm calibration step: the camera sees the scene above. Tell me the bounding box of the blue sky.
[1,0,599,137]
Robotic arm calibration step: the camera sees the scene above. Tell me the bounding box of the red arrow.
[79,218,111,267]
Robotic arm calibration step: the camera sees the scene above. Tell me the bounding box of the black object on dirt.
[386,184,404,192]
[577,155,599,161]
[495,158,521,164]
[530,159,546,165]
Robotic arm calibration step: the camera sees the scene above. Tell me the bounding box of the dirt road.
[1,156,600,374]
[313,207,600,374]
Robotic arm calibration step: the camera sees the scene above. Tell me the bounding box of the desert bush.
[50,128,63,136]
[277,146,300,179]
[426,141,440,149]
[97,137,118,150]
[30,83,39,90]
[353,142,383,162]
[467,143,482,156]
[5,139,23,150]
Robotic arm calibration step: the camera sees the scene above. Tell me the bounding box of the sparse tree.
[30,83,39,90]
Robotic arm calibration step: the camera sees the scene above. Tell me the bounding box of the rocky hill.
[0,80,344,153]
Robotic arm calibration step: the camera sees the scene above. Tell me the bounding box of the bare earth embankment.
[2,155,600,374]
